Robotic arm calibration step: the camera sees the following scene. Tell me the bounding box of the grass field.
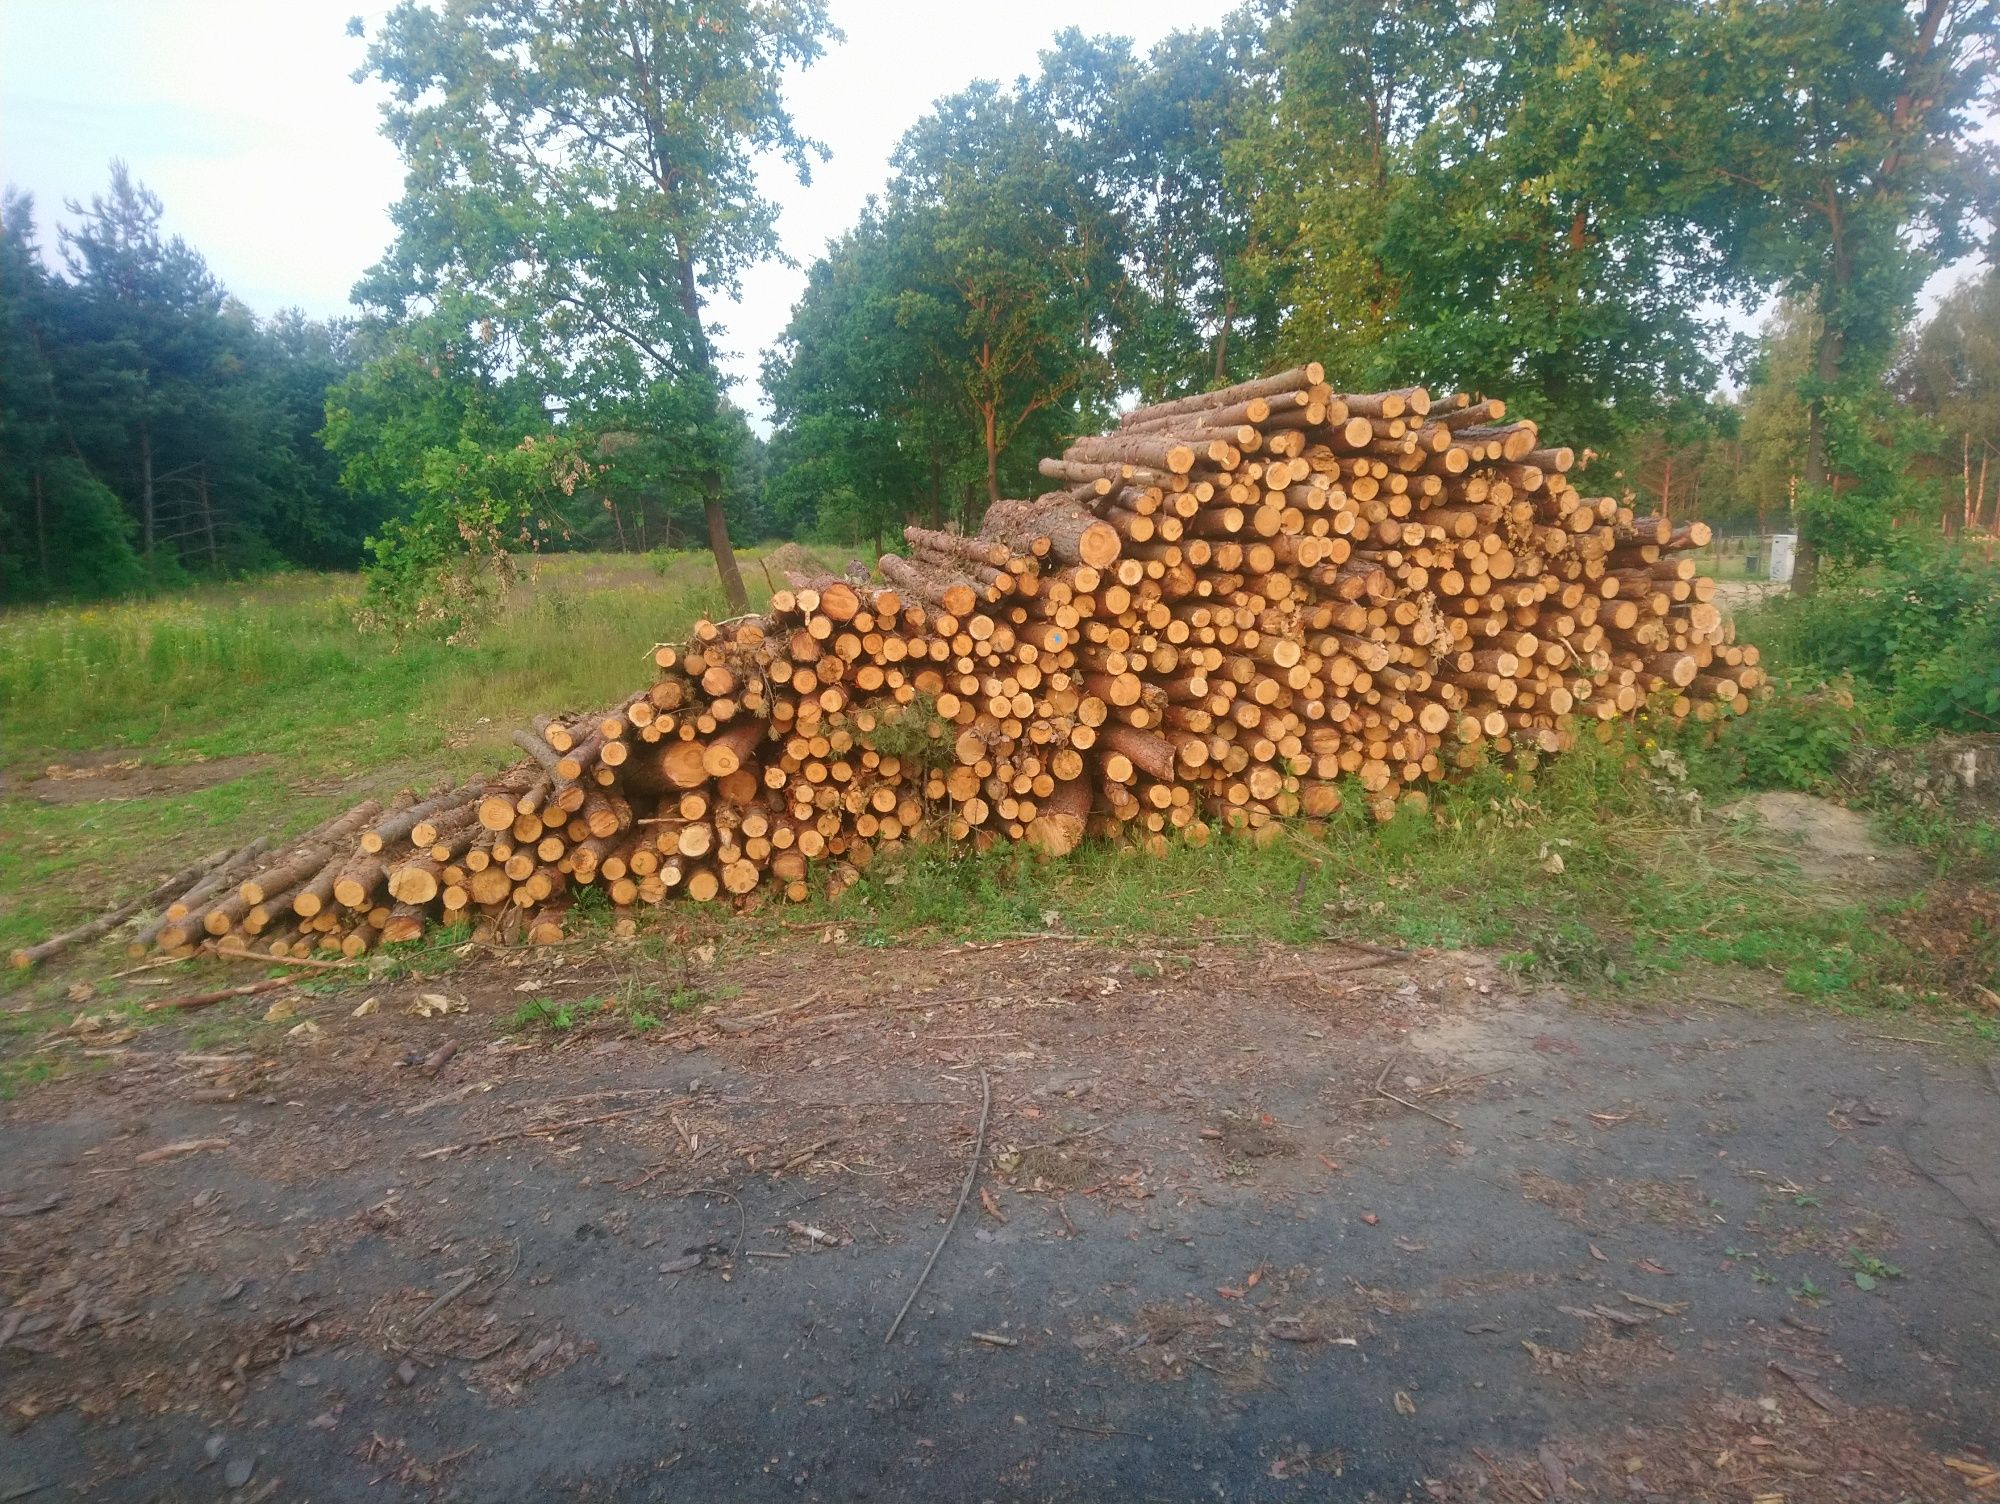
[0,552,765,956]
[3,550,1994,1091]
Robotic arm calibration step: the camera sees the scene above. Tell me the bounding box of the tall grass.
[0,552,766,764]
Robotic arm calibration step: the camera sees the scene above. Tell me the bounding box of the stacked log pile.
[12,364,1763,969]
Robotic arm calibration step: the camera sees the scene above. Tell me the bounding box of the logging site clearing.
[4,545,1999,1502]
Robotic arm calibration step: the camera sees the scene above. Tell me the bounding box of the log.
[11,846,232,969]
[119,358,1750,951]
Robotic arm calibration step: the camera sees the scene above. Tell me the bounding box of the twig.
[1318,956,1398,978]
[1325,936,1413,959]
[410,1270,480,1330]
[1376,1087,1464,1132]
[672,1186,746,1259]
[1009,1120,1111,1155]
[711,994,823,1035]
[885,1067,991,1346]
[1052,1420,1146,1439]
[95,954,191,984]
[969,1331,1018,1347]
[414,1102,661,1159]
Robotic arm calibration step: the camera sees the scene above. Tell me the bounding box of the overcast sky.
[0,0,1223,420]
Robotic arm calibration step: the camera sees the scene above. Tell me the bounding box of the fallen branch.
[211,944,359,972]
[1376,1086,1464,1132]
[134,1137,229,1165]
[885,1067,991,1346]
[142,976,296,1013]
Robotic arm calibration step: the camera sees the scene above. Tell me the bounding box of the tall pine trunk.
[33,469,48,576]
[1212,294,1235,383]
[197,462,219,566]
[139,423,155,556]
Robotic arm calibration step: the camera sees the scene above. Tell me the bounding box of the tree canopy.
[347,0,840,612]
[0,168,371,601]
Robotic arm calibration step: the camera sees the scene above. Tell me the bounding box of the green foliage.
[351,0,839,610]
[1741,541,2000,735]
[508,997,578,1034]
[1848,1249,1904,1291]
[865,695,952,773]
[0,174,365,601]
[766,72,1127,535]
[356,432,593,642]
[1720,678,1876,792]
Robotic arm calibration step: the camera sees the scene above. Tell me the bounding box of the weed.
[0,1056,59,1099]
[507,997,577,1033]
[1847,1249,1904,1290]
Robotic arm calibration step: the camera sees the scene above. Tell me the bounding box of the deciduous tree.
[353,0,839,610]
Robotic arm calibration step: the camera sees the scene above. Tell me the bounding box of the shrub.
[1742,536,2000,737]
[1720,677,1874,791]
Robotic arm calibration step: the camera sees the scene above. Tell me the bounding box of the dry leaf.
[412,993,465,1018]
[263,999,296,1023]
[351,997,380,1018]
[978,1187,1006,1223]
[1393,1390,1416,1416]
[1245,1268,1262,1289]
[287,1020,323,1043]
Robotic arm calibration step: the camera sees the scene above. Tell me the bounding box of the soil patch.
[2,937,1996,1502]
[1727,789,1922,893]
[22,753,275,804]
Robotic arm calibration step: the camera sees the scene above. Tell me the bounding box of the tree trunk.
[1796,290,1846,599]
[197,461,219,566]
[139,423,155,556]
[1212,293,1235,383]
[1963,432,1974,534]
[702,487,747,611]
[983,402,1001,504]
[674,245,749,613]
[33,468,48,576]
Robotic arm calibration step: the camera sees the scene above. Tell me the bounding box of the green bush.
[1718,677,1875,791]
[1742,537,2000,737]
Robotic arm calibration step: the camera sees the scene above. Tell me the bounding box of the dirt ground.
[4,927,1998,1503]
